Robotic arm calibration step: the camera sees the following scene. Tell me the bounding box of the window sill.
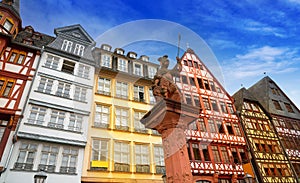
[10,168,77,175]
[24,122,83,134]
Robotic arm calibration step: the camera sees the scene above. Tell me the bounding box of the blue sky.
[20,0,300,108]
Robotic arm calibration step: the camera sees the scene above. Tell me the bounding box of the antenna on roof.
[264,72,267,75]
[177,33,181,58]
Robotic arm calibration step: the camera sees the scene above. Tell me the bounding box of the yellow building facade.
[81,44,164,183]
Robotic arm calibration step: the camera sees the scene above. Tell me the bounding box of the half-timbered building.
[233,87,297,182]
[247,76,300,181]
[177,48,249,182]
[0,0,53,173]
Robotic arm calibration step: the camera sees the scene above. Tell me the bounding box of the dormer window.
[74,44,85,56]
[32,32,42,40]
[134,63,143,76]
[3,19,13,32]
[23,37,33,45]
[115,48,124,55]
[141,55,149,62]
[24,26,34,33]
[61,40,73,52]
[127,52,137,59]
[102,44,111,51]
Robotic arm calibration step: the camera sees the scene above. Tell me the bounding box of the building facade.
[233,88,297,182]
[2,24,96,183]
[247,76,300,181]
[0,0,53,174]
[81,44,164,183]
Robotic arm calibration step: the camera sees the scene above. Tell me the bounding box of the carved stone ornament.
[152,55,182,102]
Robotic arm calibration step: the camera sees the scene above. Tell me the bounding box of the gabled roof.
[232,87,256,112]
[248,76,300,119]
[54,24,95,45]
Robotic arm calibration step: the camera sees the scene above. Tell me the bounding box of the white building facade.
[1,25,96,183]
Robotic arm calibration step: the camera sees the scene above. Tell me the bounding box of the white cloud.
[287,0,300,5]
[223,46,300,79]
[241,20,286,37]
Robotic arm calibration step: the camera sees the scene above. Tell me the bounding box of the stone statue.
[152,55,182,102]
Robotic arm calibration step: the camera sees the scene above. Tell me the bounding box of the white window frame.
[37,77,53,94]
[60,147,78,173]
[148,66,157,78]
[94,104,110,128]
[97,77,111,95]
[101,54,111,68]
[28,105,47,125]
[48,110,65,129]
[56,82,71,98]
[118,59,128,72]
[114,142,129,164]
[91,139,108,162]
[74,44,85,56]
[45,54,59,69]
[134,63,143,76]
[39,145,59,172]
[15,143,37,170]
[77,64,90,79]
[149,88,155,104]
[115,107,129,129]
[116,81,128,99]
[135,144,149,165]
[3,19,13,31]
[154,146,165,166]
[134,111,146,131]
[134,85,144,102]
[68,114,83,132]
[61,40,73,52]
[74,86,87,102]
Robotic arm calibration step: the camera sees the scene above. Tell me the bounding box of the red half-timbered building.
[0,0,53,168]
[177,48,249,182]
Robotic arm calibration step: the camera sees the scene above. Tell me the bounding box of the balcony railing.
[14,163,33,171]
[38,164,56,172]
[136,165,150,173]
[47,122,64,129]
[155,165,165,174]
[60,166,76,174]
[114,163,130,172]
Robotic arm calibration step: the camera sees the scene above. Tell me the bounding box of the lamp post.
[34,169,47,183]
[243,173,253,183]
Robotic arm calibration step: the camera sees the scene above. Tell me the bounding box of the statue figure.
[152,55,182,102]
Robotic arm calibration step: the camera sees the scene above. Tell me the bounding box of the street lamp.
[34,169,47,183]
[243,173,253,183]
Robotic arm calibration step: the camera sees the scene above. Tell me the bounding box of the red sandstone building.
[143,49,250,183]
[0,0,53,169]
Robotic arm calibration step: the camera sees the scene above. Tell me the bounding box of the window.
[74,44,85,56]
[220,147,230,163]
[211,146,221,163]
[61,40,73,52]
[149,89,156,104]
[56,82,71,98]
[102,45,111,51]
[189,77,196,86]
[272,100,282,110]
[61,60,75,74]
[74,86,87,102]
[116,49,124,55]
[185,94,192,105]
[209,81,216,92]
[208,119,216,133]
[188,120,198,130]
[0,79,14,97]
[94,104,110,128]
[148,66,157,78]
[220,102,227,113]
[227,103,235,114]
[134,85,144,102]
[226,123,234,135]
[97,77,111,95]
[60,147,77,174]
[37,77,53,94]
[14,143,37,170]
[48,110,65,129]
[134,111,147,133]
[0,118,8,143]
[197,78,204,89]
[115,108,129,131]
[194,95,200,107]
[202,145,211,161]
[211,99,219,112]
[216,120,225,133]
[28,105,46,125]
[45,55,59,69]
[3,19,13,31]
[204,80,210,90]
[134,63,143,76]
[239,148,247,163]
[114,142,130,172]
[154,146,165,174]
[192,143,201,160]
[188,60,193,67]
[181,76,188,84]
[199,119,207,132]
[233,124,242,136]
[118,59,128,72]
[8,51,25,64]
[116,81,128,99]
[68,114,83,132]
[77,64,90,78]
[183,60,188,66]
[39,145,58,172]
[135,144,150,173]
[101,55,111,68]
[203,98,211,110]
[193,61,199,69]
[91,139,108,170]
[231,147,240,164]
[284,103,294,113]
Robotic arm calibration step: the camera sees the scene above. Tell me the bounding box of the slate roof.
[247,76,300,119]
[232,87,257,112]
[14,26,55,50]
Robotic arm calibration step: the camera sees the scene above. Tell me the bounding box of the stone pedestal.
[141,99,200,183]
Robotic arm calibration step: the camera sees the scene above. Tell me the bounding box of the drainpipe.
[0,46,45,177]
